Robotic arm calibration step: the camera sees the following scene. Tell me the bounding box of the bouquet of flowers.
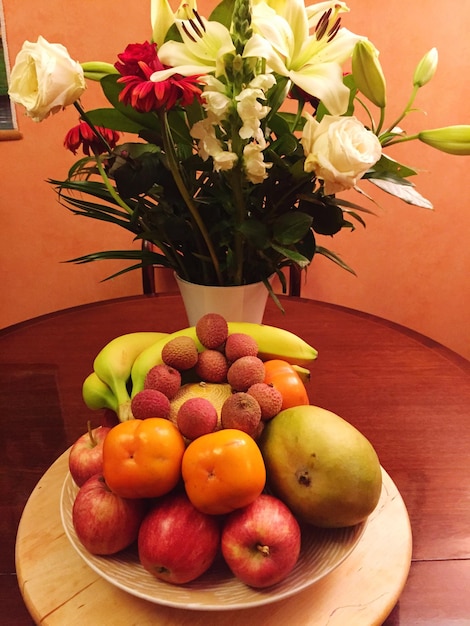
[8,0,470,299]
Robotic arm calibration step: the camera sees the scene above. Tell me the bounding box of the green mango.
[258,405,382,528]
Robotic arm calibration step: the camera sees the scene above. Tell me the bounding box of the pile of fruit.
[70,313,382,589]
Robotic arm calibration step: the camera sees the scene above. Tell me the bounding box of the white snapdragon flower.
[200,76,232,121]
[249,73,276,92]
[191,117,238,171]
[243,133,272,184]
[236,74,274,140]
[236,87,270,139]
[190,117,221,161]
[213,150,239,172]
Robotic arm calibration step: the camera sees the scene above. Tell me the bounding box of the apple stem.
[257,544,270,557]
[87,420,97,448]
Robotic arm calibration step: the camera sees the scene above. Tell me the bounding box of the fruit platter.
[62,313,388,609]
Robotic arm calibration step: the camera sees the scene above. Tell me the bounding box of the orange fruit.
[263,359,309,409]
[102,418,185,499]
[181,429,266,515]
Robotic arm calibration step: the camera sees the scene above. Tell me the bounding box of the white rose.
[8,36,86,122]
[301,114,382,195]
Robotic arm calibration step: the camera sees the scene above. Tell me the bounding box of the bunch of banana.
[82,332,169,421]
[82,324,317,422]
[130,322,318,397]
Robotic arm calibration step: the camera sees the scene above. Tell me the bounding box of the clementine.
[263,359,309,409]
[102,417,185,499]
[181,429,266,515]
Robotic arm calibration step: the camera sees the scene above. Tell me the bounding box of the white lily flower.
[155,15,235,79]
[151,0,198,47]
[248,0,364,115]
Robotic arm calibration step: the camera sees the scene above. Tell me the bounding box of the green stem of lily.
[376,106,386,136]
[353,97,377,133]
[382,85,420,138]
[381,132,420,147]
[159,109,222,285]
[292,98,305,134]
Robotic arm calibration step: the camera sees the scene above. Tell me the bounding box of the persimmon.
[102,418,185,499]
[263,359,309,410]
[181,429,266,515]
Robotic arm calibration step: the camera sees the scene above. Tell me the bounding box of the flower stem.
[72,102,134,215]
[382,85,420,137]
[381,132,420,147]
[93,152,134,216]
[159,109,222,285]
[73,101,112,153]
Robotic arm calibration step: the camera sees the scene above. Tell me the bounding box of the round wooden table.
[2,294,470,624]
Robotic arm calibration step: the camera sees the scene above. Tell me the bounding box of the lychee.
[227,356,265,392]
[131,389,171,419]
[195,350,229,383]
[144,363,182,399]
[176,397,218,440]
[220,392,262,437]
[195,313,229,349]
[224,333,258,362]
[169,382,232,426]
[161,336,199,370]
[247,382,283,420]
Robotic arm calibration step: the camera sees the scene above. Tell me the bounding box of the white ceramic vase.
[175,274,270,325]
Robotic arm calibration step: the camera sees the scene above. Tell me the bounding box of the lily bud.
[419,126,470,155]
[352,40,387,108]
[413,48,438,88]
[81,61,119,81]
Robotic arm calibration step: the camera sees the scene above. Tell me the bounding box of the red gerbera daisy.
[64,122,120,156]
[115,41,202,113]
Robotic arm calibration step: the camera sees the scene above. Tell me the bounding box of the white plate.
[60,472,367,610]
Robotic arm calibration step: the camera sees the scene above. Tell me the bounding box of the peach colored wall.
[304,0,470,361]
[1,1,469,361]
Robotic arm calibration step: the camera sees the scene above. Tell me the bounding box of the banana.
[82,372,118,412]
[291,364,311,384]
[131,323,317,397]
[239,323,318,366]
[93,331,169,421]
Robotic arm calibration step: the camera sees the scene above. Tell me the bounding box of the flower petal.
[290,62,350,115]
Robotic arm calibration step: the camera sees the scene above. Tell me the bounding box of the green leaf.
[238,219,270,249]
[84,108,146,133]
[273,212,312,244]
[368,178,434,208]
[367,154,418,180]
[209,0,236,26]
[315,246,357,275]
[271,244,310,267]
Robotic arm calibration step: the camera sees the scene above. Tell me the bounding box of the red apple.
[68,423,111,487]
[72,474,147,555]
[221,494,301,588]
[138,492,221,584]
